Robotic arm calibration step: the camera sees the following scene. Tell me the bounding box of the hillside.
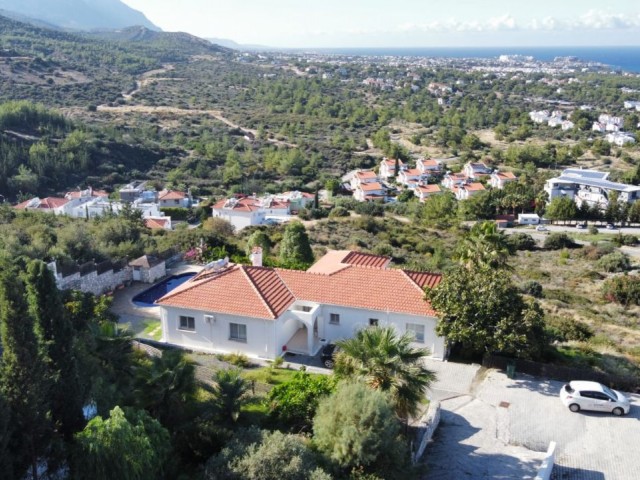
[0,0,159,31]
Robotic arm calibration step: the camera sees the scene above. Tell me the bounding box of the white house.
[605,132,635,146]
[353,182,386,202]
[413,184,442,202]
[518,213,540,225]
[561,120,575,131]
[416,158,442,175]
[14,197,71,215]
[379,158,404,181]
[489,171,517,189]
[462,162,492,179]
[350,170,379,191]
[158,190,192,208]
[211,197,265,231]
[156,250,446,361]
[544,168,640,210]
[454,182,485,200]
[442,172,468,189]
[397,168,424,188]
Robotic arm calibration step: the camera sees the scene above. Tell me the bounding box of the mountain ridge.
[0,0,160,31]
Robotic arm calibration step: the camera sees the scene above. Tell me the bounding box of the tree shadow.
[505,374,564,398]
[421,410,543,479]
[552,465,605,479]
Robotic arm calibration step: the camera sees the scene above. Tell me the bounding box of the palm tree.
[211,367,249,423]
[134,350,197,429]
[335,326,435,422]
[455,220,512,269]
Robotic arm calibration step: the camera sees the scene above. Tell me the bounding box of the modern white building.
[518,213,540,225]
[462,162,492,180]
[413,184,442,202]
[416,158,442,176]
[156,250,446,361]
[353,182,387,202]
[489,171,517,189]
[605,132,636,146]
[544,168,640,210]
[397,168,425,188]
[379,158,404,181]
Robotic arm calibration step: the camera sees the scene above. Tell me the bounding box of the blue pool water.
[132,272,196,307]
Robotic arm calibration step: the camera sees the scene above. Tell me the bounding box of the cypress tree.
[25,260,85,439]
[0,268,51,479]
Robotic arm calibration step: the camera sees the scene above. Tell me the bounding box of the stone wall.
[50,261,132,295]
[142,262,166,283]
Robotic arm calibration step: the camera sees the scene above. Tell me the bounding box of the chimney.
[250,247,263,267]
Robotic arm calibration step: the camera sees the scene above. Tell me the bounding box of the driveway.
[423,369,640,480]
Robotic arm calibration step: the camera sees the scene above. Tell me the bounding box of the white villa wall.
[212,210,264,231]
[313,304,444,359]
[161,305,278,359]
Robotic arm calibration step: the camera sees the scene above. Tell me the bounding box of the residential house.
[397,168,425,188]
[158,190,192,208]
[354,182,386,202]
[274,191,314,212]
[413,184,442,202]
[544,168,640,210]
[156,250,446,361]
[442,172,469,190]
[605,132,635,146]
[211,197,265,231]
[119,181,147,202]
[379,158,404,181]
[454,182,486,200]
[561,120,575,131]
[489,171,517,189]
[529,110,550,124]
[416,158,442,176]
[350,170,379,191]
[144,217,172,230]
[14,197,71,215]
[462,162,492,180]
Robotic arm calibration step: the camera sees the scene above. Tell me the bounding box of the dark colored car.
[320,343,339,368]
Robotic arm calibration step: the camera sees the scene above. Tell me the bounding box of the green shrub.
[354,202,384,217]
[521,280,543,298]
[588,225,599,235]
[218,352,251,367]
[545,315,594,342]
[597,252,631,273]
[329,206,350,218]
[544,233,576,250]
[160,207,190,221]
[507,232,536,251]
[602,275,640,306]
[612,234,639,246]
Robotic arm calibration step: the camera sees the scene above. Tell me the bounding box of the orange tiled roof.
[356,170,378,179]
[145,218,169,229]
[212,197,261,212]
[14,197,69,210]
[416,185,441,194]
[65,189,109,199]
[494,171,516,180]
[465,182,486,191]
[359,182,384,191]
[159,190,187,200]
[420,159,441,167]
[157,251,442,319]
[383,158,403,166]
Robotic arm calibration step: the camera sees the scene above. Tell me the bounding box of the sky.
[121,0,640,48]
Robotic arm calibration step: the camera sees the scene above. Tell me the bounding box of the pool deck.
[110,262,203,339]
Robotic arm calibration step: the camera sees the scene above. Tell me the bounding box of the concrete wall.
[212,210,264,231]
[160,305,278,359]
[535,441,557,480]
[141,262,166,283]
[412,400,441,464]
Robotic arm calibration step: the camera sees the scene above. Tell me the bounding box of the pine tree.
[0,267,51,479]
[279,221,314,266]
[25,260,85,439]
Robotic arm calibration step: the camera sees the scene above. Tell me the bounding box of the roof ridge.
[240,266,280,319]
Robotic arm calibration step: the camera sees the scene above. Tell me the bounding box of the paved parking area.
[424,369,640,480]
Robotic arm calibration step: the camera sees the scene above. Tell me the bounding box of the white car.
[560,381,631,416]
[535,225,548,231]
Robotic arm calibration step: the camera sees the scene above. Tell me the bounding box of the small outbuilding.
[129,255,166,283]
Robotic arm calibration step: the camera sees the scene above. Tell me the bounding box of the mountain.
[0,0,160,31]
[206,37,273,52]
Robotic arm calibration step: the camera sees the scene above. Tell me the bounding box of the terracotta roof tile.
[159,190,187,200]
[159,251,442,319]
[359,182,384,191]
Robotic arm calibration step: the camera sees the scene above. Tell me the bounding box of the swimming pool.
[132,272,196,307]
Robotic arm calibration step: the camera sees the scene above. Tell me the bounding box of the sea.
[305,46,640,73]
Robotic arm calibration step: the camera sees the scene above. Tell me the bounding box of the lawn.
[141,319,162,341]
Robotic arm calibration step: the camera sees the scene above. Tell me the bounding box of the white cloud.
[394,10,639,34]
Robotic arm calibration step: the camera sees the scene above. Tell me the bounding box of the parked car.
[560,381,630,416]
[320,343,339,368]
[535,225,548,231]
[606,224,616,230]
[575,223,586,229]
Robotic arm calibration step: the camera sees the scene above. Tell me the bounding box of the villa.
[379,158,404,181]
[156,250,446,361]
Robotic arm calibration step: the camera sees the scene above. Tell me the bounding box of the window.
[369,318,379,326]
[230,323,247,342]
[179,316,195,331]
[329,313,340,325]
[174,199,180,205]
[406,323,425,343]
[301,306,312,312]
